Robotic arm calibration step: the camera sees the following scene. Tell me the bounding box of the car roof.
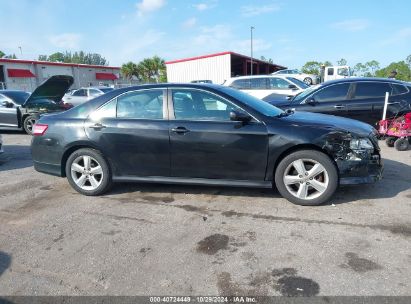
[225,74,292,81]
[321,77,409,86]
[79,86,112,90]
[0,90,29,93]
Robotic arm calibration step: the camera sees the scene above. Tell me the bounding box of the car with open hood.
[0,75,74,134]
[31,83,382,206]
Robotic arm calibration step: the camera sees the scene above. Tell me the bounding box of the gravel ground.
[0,132,410,296]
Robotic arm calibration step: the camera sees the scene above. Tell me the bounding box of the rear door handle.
[171,127,190,134]
[89,123,106,130]
[334,105,345,109]
[387,102,399,105]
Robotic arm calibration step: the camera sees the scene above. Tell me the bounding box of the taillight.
[32,124,48,136]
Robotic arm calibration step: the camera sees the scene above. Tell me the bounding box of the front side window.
[327,68,334,76]
[312,83,350,102]
[391,84,409,95]
[117,89,164,119]
[172,89,241,121]
[88,89,102,96]
[353,82,392,99]
[269,78,291,90]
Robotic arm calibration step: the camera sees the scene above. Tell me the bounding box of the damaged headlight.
[350,138,374,151]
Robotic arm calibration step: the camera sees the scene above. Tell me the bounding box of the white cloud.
[193,24,232,46]
[48,33,82,49]
[136,0,166,16]
[241,4,280,17]
[182,17,197,29]
[195,3,208,10]
[380,27,411,46]
[331,19,370,31]
[193,1,217,11]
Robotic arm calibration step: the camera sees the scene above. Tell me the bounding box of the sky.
[0,0,410,69]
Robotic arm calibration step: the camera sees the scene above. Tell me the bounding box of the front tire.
[66,148,112,196]
[23,115,36,135]
[394,138,409,151]
[274,150,338,206]
[303,77,313,85]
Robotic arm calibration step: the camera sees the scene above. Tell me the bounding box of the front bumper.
[337,154,383,185]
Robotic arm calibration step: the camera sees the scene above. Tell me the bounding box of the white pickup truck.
[324,65,352,82]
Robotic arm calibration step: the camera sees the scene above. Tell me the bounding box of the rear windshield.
[1,91,30,104]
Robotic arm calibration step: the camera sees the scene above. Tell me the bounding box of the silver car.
[62,86,114,106]
[272,69,319,85]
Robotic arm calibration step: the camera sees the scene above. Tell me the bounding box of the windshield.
[219,86,284,116]
[286,77,309,89]
[292,84,321,102]
[1,91,30,105]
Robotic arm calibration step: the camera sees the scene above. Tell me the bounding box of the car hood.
[279,111,374,137]
[23,75,74,106]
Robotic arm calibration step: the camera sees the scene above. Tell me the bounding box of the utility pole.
[250,26,254,75]
[18,46,23,57]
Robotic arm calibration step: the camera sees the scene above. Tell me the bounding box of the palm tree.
[121,62,139,81]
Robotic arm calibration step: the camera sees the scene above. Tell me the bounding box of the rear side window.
[327,68,334,76]
[117,89,164,119]
[250,78,268,90]
[312,83,350,102]
[230,79,250,90]
[353,82,392,99]
[391,84,409,95]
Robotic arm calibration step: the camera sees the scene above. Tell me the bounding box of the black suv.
[268,78,411,126]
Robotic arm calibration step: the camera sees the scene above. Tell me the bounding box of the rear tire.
[274,150,338,206]
[23,115,36,135]
[65,148,112,196]
[394,138,409,151]
[385,136,396,147]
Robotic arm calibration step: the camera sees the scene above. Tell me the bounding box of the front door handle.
[334,105,345,109]
[89,123,106,130]
[171,127,190,134]
[387,101,399,105]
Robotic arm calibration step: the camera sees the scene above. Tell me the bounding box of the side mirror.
[288,84,298,90]
[230,110,252,123]
[2,101,13,108]
[305,97,317,106]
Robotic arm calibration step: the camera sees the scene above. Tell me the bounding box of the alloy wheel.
[283,158,329,200]
[70,155,104,191]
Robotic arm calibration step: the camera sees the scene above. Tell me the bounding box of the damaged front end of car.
[320,130,383,185]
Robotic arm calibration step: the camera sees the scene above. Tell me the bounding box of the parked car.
[224,75,308,101]
[0,75,74,134]
[191,80,213,84]
[63,86,114,107]
[31,83,382,206]
[268,78,411,127]
[272,69,319,85]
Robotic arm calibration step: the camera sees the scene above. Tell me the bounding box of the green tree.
[39,51,107,65]
[337,58,347,66]
[121,61,141,80]
[375,61,411,81]
[406,54,411,69]
[0,50,5,58]
[364,60,380,77]
[353,63,367,76]
[301,61,322,75]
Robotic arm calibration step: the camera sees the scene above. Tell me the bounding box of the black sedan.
[31,84,382,206]
[268,78,411,126]
[0,75,73,134]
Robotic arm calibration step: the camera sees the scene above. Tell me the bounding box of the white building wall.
[166,54,231,85]
[2,62,37,91]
